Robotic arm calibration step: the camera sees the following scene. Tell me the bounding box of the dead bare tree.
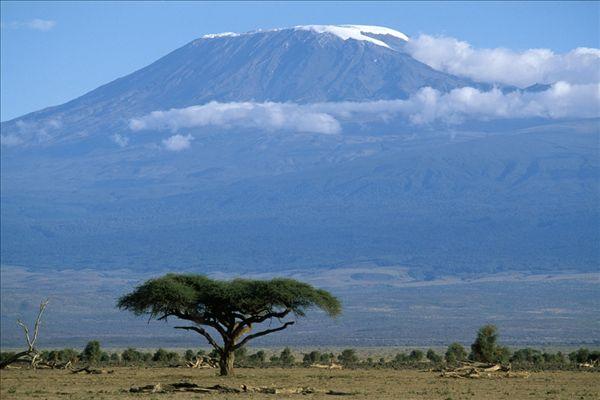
[0,299,49,369]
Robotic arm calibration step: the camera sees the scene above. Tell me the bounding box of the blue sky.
[1,1,598,121]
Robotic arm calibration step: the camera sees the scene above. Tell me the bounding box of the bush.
[569,348,590,364]
[511,348,543,364]
[121,348,143,363]
[394,352,408,364]
[152,348,179,364]
[470,325,511,363]
[82,341,102,364]
[184,349,195,362]
[445,343,467,364]
[320,353,334,364]
[426,349,442,363]
[99,352,110,363]
[152,348,168,363]
[46,348,79,364]
[278,347,295,367]
[409,350,424,362]
[303,350,322,366]
[247,350,266,366]
[109,352,120,363]
[338,349,359,367]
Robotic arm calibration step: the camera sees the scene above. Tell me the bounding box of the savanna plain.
[1,367,599,400]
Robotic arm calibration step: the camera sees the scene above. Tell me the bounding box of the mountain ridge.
[1,24,483,148]
[0,24,598,280]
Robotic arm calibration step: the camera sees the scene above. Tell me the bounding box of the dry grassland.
[2,367,600,400]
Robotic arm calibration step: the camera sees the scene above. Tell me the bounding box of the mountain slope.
[0,25,598,278]
[1,25,480,146]
[1,122,598,275]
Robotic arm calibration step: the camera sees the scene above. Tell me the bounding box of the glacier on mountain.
[200,24,408,49]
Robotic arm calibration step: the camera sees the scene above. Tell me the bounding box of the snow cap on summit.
[201,24,409,48]
[295,25,409,48]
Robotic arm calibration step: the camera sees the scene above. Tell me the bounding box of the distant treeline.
[2,338,598,371]
[1,324,598,370]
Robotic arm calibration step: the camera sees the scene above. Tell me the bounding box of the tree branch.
[31,299,49,347]
[16,319,32,350]
[174,326,222,353]
[234,321,295,349]
[157,313,173,321]
[174,311,228,338]
[16,299,48,351]
[231,309,291,338]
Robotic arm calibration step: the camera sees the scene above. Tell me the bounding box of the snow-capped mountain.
[1,25,485,146]
[0,25,598,280]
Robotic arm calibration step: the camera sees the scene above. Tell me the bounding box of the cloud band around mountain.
[129,82,599,136]
[405,34,600,87]
[130,102,342,135]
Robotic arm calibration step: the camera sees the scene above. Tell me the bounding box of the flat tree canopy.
[117,274,341,375]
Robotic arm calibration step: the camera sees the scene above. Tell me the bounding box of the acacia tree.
[117,274,341,375]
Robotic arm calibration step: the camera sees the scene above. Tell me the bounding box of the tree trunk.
[219,351,235,376]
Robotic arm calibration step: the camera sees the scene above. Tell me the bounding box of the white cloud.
[26,19,56,31]
[129,101,341,135]
[1,118,62,147]
[405,34,600,87]
[129,82,599,135]
[110,133,129,147]
[162,134,193,151]
[2,19,56,31]
[0,134,24,147]
[396,82,600,124]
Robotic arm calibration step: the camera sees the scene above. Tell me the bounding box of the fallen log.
[71,366,114,374]
[439,362,520,379]
[129,382,355,395]
[186,356,218,368]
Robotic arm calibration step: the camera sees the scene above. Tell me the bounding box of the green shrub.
[303,350,322,366]
[279,347,295,367]
[470,325,511,363]
[426,349,442,363]
[569,348,591,364]
[247,350,266,366]
[394,352,408,364]
[445,343,467,364]
[152,348,179,364]
[121,348,143,363]
[409,350,424,362]
[338,349,359,367]
[184,349,195,361]
[109,352,120,363]
[320,353,334,364]
[81,341,102,364]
